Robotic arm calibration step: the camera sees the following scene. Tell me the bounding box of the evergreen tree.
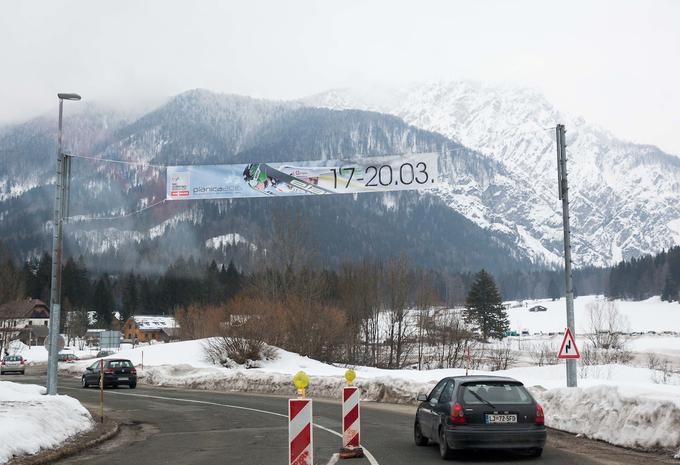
[62,256,91,309]
[35,253,52,301]
[661,275,677,302]
[205,260,220,304]
[92,276,115,328]
[121,272,139,322]
[548,277,560,301]
[224,260,242,299]
[139,277,154,314]
[464,269,509,340]
[0,242,23,302]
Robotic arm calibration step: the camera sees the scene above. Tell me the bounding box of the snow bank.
[0,382,93,464]
[137,364,431,404]
[533,385,680,457]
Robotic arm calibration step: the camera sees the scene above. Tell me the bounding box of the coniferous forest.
[607,246,680,302]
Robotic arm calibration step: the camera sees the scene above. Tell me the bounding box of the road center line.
[62,387,379,465]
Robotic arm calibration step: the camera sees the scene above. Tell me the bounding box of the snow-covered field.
[0,382,93,464]
[506,295,680,334]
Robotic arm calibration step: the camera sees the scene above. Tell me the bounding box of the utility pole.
[556,124,577,387]
[46,93,80,395]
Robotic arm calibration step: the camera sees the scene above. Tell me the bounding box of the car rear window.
[5,356,21,361]
[461,382,533,405]
[107,360,133,368]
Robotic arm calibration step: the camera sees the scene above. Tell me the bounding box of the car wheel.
[439,427,455,460]
[129,380,137,389]
[81,376,88,388]
[528,448,543,458]
[414,421,428,446]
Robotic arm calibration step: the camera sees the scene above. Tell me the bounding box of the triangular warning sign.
[558,327,580,359]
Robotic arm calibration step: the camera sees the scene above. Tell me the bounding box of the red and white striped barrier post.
[340,369,364,459]
[289,371,312,465]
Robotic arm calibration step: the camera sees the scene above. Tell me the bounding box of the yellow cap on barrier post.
[293,370,309,398]
[344,368,356,386]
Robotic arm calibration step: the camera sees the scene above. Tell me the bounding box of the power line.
[67,153,167,169]
[65,198,167,222]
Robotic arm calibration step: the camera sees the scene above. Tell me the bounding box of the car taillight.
[0,360,4,366]
[131,368,137,375]
[20,359,25,365]
[104,368,115,374]
[450,402,466,424]
[535,404,545,424]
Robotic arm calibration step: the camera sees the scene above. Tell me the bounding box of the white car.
[1,355,26,375]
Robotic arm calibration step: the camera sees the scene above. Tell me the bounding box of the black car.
[81,358,137,389]
[414,375,546,460]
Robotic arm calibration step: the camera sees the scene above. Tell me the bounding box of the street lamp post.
[46,93,81,395]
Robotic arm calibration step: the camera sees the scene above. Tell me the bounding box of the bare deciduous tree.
[585,301,630,350]
[488,340,517,371]
[528,342,559,366]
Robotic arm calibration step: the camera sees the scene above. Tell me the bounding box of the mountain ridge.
[303,81,680,266]
[0,89,539,275]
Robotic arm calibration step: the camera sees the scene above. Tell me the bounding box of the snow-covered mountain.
[0,90,538,274]
[3,84,678,271]
[304,82,680,266]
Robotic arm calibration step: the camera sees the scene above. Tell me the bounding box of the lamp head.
[57,93,81,101]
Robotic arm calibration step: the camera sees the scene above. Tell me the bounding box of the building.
[123,316,180,343]
[529,305,548,312]
[0,299,50,349]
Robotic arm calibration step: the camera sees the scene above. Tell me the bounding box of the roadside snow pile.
[0,381,93,464]
[533,385,680,457]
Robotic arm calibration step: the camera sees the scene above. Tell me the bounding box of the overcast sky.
[1,0,678,154]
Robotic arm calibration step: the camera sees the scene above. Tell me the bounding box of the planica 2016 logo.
[192,184,242,195]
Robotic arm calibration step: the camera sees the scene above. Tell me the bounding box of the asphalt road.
[10,368,678,465]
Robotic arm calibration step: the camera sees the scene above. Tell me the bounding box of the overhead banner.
[166,153,439,200]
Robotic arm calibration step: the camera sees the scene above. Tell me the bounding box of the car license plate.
[118,377,128,381]
[485,414,517,424]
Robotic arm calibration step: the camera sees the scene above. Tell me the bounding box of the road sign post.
[99,358,104,423]
[556,124,578,387]
[44,334,65,353]
[558,328,580,359]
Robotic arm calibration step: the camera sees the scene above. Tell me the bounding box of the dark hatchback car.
[81,359,137,389]
[414,375,546,460]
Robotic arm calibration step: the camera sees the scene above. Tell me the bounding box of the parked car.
[81,359,137,389]
[96,350,114,358]
[1,355,26,375]
[58,353,80,362]
[414,375,546,459]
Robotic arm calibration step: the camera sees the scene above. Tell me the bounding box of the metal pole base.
[339,447,364,459]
